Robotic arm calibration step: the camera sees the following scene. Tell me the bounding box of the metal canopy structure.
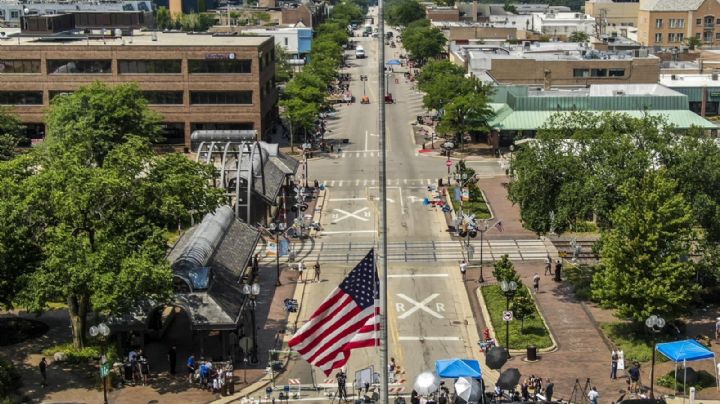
[193,130,269,221]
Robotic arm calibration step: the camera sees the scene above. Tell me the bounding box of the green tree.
[13,83,224,348]
[568,31,589,42]
[386,0,426,26]
[280,97,319,152]
[493,254,520,283]
[416,59,466,89]
[436,90,494,149]
[503,1,517,13]
[274,43,293,83]
[283,72,326,105]
[401,23,447,63]
[0,107,26,161]
[330,1,364,25]
[687,36,702,50]
[591,171,699,323]
[155,7,172,30]
[511,287,535,332]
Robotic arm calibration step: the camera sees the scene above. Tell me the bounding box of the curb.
[475,285,558,355]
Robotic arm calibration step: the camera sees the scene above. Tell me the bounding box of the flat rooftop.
[660,74,720,87]
[526,84,681,98]
[3,30,272,47]
[460,43,644,61]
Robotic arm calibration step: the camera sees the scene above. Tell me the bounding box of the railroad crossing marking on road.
[332,207,370,223]
[396,293,445,319]
[503,310,513,321]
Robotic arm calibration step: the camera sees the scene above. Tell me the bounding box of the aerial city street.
[3,0,720,403]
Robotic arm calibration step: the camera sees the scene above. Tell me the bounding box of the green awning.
[488,107,718,131]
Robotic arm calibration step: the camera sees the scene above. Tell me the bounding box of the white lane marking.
[396,293,443,319]
[365,129,369,151]
[329,198,367,201]
[371,179,376,185]
[330,180,336,187]
[356,152,360,158]
[332,207,370,223]
[338,180,344,187]
[388,274,449,278]
[355,179,360,186]
[342,153,347,158]
[403,179,407,185]
[321,230,376,234]
[363,179,368,186]
[398,336,461,341]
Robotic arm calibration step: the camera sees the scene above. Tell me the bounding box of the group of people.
[296,260,322,283]
[186,354,233,393]
[518,375,554,402]
[122,349,151,386]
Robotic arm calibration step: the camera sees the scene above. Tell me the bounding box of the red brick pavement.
[475,177,536,240]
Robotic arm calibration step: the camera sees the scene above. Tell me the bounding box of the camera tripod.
[569,378,591,403]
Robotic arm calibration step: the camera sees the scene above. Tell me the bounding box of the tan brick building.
[638,0,720,47]
[0,31,277,148]
[585,0,640,37]
[426,7,460,22]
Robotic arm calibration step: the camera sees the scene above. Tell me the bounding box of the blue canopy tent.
[435,359,482,378]
[655,339,719,395]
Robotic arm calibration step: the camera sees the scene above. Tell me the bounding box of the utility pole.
[377,1,389,403]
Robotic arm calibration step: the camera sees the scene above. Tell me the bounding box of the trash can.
[527,345,538,361]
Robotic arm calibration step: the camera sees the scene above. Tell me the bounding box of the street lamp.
[268,221,287,286]
[242,283,261,364]
[89,322,111,404]
[454,171,469,217]
[646,314,666,399]
[360,75,368,96]
[385,72,392,96]
[476,219,502,283]
[500,280,518,357]
[301,143,311,188]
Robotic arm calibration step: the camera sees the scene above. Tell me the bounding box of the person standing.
[186,354,196,384]
[610,349,619,379]
[629,362,641,393]
[297,260,305,283]
[313,261,321,283]
[459,260,468,281]
[39,357,47,388]
[554,259,563,282]
[533,273,540,293]
[715,317,720,341]
[544,379,554,402]
[587,386,599,404]
[544,254,552,276]
[336,370,347,400]
[168,346,177,375]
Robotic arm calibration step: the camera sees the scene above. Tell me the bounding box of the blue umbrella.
[385,59,402,65]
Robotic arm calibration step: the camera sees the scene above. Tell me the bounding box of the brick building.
[638,0,720,47]
[0,30,277,148]
[585,0,640,37]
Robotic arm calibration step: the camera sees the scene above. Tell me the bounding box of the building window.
[573,69,590,77]
[10,11,19,19]
[608,68,625,77]
[655,19,662,28]
[159,122,185,145]
[0,91,43,105]
[118,60,181,74]
[0,60,40,73]
[47,60,112,74]
[190,122,253,132]
[697,18,702,25]
[190,91,252,104]
[669,19,684,28]
[591,69,607,77]
[188,59,251,74]
[677,33,685,42]
[655,33,662,43]
[717,18,720,25]
[716,32,720,40]
[284,37,288,46]
[142,91,184,105]
[49,91,74,101]
[705,31,713,42]
[16,123,45,147]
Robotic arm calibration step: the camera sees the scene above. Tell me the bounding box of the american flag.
[288,249,380,375]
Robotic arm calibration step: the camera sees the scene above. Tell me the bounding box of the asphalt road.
[278,11,496,399]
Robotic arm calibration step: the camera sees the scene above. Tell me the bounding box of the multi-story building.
[0,0,153,26]
[454,42,659,86]
[532,12,596,38]
[585,0,639,37]
[241,26,313,62]
[0,29,277,148]
[637,0,720,48]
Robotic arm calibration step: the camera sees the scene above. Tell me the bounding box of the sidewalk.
[474,177,536,240]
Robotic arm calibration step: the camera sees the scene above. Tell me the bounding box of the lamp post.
[646,314,666,399]
[301,143,311,188]
[476,219,502,283]
[454,171,470,217]
[242,282,261,364]
[500,280,517,357]
[268,221,286,286]
[360,75,368,96]
[89,322,111,404]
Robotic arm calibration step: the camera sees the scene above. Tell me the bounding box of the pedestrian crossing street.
[257,239,550,263]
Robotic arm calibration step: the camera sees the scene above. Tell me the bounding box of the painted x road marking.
[332,207,370,223]
[396,294,443,319]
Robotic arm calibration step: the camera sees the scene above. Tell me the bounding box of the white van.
[355,46,365,59]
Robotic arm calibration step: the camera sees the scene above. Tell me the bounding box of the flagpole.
[377,0,389,402]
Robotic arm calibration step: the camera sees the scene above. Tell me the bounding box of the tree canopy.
[386,0,426,26]
[591,170,699,322]
[1,82,225,348]
[401,21,446,63]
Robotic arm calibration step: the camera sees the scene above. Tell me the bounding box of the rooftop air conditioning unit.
[613,90,625,96]
[713,73,718,80]
[671,74,677,80]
